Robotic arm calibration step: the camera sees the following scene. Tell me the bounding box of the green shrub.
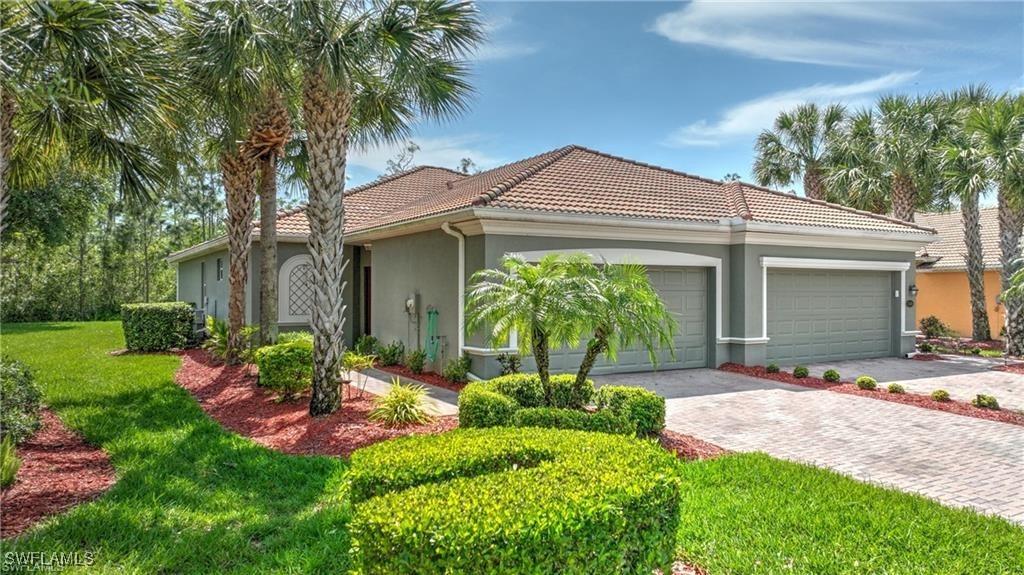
[442,353,472,383]
[354,335,379,355]
[485,373,545,408]
[121,302,194,351]
[887,383,905,394]
[822,369,841,382]
[548,374,595,409]
[855,376,877,390]
[254,341,313,399]
[0,358,42,444]
[369,379,433,427]
[458,383,520,428]
[970,347,982,356]
[918,341,935,353]
[793,365,809,378]
[766,363,780,373]
[971,394,999,410]
[203,316,259,362]
[277,331,313,344]
[496,352,521,375]
[512,407,635,436]
[405,348,427,375]
[1,437,19,489]
[347,428,680,575]
[377,340,405,367]
[920,315,954,339]
[594,386,665,436]
[931,389,951,402]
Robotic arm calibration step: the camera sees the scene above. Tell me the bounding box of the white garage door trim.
[759,257,911,341]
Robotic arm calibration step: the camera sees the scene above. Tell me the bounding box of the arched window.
[279,255,314,323]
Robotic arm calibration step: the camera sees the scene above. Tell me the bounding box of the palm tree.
[828,95,951,221]
[281,0,483,415]
[466,254,595,403]
[0,1,178,236]
[937,87,993,341]
[967,95,1024,355]
[753,103,845,201]
[573,262,676,388]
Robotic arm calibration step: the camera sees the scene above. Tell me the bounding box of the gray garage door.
[767,269,892,365]
[547,266,708,375]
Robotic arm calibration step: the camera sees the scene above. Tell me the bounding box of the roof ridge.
[471,145,576,206]
[569,144,728,188]
[738,181,936,234]
[724,181,752,220]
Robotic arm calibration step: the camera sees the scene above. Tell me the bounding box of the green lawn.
[3,322,1023,574]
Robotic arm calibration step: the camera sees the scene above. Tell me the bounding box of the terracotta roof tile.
[915,208,1008,270]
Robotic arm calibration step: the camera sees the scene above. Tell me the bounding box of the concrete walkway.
[595,369,1024,524]
[360,368,459,416]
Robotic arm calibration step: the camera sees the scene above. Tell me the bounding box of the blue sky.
[346,1,1024,193]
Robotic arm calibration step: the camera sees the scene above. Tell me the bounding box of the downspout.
[441,222,481,380]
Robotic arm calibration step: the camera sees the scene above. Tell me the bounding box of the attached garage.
[547,266,709,374]
[762,258,907,365]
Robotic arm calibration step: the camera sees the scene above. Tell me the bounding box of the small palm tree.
[466,254,596,402]
[753,103,845,201]
[573,262,677,387]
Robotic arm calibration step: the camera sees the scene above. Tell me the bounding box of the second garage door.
[767,269,893,365]
[547,266,708,374]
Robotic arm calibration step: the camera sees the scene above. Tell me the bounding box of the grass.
[3,322,1023,574]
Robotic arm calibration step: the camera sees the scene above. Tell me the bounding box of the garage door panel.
[768,269,892,365]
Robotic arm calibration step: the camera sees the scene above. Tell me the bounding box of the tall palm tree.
[937,87,993,341]
[572,261,676,388]
[828,95,951,221]
[0,1,178,236]
[281,0,483,415]
[753,103,845,201]
[466,254,595,403]
[967,95,1024,355]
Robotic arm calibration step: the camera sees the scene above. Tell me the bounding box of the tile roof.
[915,208,1008,271]
[256,144,934,239]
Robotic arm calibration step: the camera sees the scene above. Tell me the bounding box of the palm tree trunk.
[891,173,917,222]
[0,92,15,238]
[303,70,351,417]
[258,155,278,346]
[221,148,256,365]
[532,326,552,404]
[803,168,826,201]
[998,188,1024,356]
[576,330,608,389]
[962,191,991,341]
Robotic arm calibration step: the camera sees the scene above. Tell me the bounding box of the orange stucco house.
[915,208,1006,339]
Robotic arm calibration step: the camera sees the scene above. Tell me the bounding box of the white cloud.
[472,14,541,62]
[652,1,943,68]
[665,71,918,147]
[349,135,503,173]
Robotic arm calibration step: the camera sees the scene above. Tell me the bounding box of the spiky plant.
[753,103,846,201]
[368,378,432,427]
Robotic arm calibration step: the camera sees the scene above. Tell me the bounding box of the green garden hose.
[425,308,440,362]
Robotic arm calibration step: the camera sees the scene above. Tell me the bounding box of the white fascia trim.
[514,247,724,343]
[737,221,936,247]
[463,345,518,357]
[167,236,228,263]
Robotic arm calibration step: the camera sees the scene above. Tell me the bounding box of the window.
[279,255,314,323]
[216,258,224,281]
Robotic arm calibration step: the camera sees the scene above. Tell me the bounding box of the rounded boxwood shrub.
[254,341,313,399]
[594,386,665,436]
[766,363,780,373]
[822,369,841,382]
[348,428,680,575]
[512,407,636,436]
[458,382,520,427]
[277,331,313,344]
[485,373,545,408]
[121,302,194,351]
[855,375,877,390]
[0,358,42,444]
[792,365,810,378]
[971,394,999,410]
[548,374,595,409]
[887,383,905,394]
[931,389,951,402]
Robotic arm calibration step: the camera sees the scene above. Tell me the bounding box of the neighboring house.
[169,145,936,378]
[915,208,1009,339]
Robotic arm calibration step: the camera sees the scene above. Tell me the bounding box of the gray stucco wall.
[176,249,229,321]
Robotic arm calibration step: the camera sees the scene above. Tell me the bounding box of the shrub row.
[121,302,194,351]
[512,407,636,435]
[347,428,680,575]
[0,358,42,444]
[254,340,313,399]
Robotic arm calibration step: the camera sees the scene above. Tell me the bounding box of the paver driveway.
[595,369,1024,524]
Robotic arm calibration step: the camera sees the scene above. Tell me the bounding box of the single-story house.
[915,208,1008,338]
[169,145,937,378]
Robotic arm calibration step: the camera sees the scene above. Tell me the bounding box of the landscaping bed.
[1,410,116,539]
[175,349,457,457]
[660,430,727,461]
[374,364,466,392]
[720,363,1024,427]
[994,363,1024,375]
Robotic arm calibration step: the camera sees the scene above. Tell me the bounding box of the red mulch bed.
[659,430,727,461]
[720,363,1024,426]
[911,353,944,361]
[375,364,467,393]
[994,363,1024,375]
[920,337,1004,352]
[175,350,458,457]
[1,410,116,539]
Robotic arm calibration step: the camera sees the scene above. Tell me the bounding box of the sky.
[344,0,1024,195]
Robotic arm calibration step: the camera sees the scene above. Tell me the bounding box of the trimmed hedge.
[486,373,545,408]
[458,382,520,427]
[549,374,595,409]
[254,341,313,399]
[512,407,636,436]
[0,358,42,444]
[348,428,680,574]
[595,386,665,436]
[121,302,194,351]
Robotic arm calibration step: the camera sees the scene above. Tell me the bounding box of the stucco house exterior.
[169,145,937,378]
[915,208,1008,339]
